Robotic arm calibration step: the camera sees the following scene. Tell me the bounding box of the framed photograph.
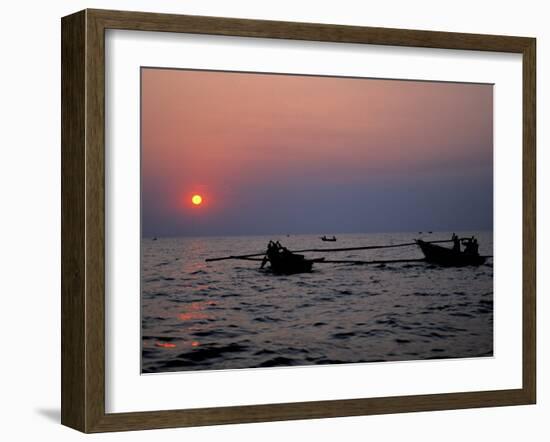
[61,9,536,433]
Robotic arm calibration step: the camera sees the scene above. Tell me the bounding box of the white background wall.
[0,0,546,440]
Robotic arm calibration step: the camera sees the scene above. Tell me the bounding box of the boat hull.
[416,240,486,267]
[269,258,314,275]
[267,252,323,275]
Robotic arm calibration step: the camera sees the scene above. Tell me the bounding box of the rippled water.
[141,231,493,373]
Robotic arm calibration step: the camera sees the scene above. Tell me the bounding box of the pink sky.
[141,68,493,237]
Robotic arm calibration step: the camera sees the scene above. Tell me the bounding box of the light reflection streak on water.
[141,231,493,373]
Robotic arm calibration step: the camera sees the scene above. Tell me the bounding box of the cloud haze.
[141,68,493,237]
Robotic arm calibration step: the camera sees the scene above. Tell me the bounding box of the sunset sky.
[141,68,493,237]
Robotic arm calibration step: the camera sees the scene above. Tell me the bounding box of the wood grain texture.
[90,389,531,433]
[85,9,107,432]
[60,8,537,433]
[89,8,532,52]
[522,38,536,403]
[61,10,86,432]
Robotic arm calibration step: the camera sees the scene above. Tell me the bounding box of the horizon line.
[142,228,494,239]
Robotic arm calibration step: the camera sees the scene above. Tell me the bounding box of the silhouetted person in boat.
[472,238,479,255]
[463,237,479,256]
[262,241,302,267]
[463,238,472,254]
[261,241,277,268]
[277,241,304,259]
[452,233,461,253]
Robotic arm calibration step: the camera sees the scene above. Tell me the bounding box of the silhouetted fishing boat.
[320,235,337,242]
[206,236,490,274]
[261,241,324,274]
[416,239,486,266]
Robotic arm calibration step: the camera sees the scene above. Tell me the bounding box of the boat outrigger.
[205,234,491,274]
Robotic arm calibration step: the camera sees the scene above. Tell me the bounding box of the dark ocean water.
[141,231,493,373]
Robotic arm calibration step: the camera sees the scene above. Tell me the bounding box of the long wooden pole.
[318,256,492,265]
[205,252,267,262]
[306,239,460,253]
[291,239,453,253]
[318,258,427,265]
[205,239,454,262]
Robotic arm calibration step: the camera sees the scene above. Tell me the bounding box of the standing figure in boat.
[451,233,461,253]
[260,241,279,269]
[261,240,319,274]
[462,237,479,256]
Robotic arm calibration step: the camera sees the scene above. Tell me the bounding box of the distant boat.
[152,237,158,241]
[320,235,337,242]
[416,240,486,267]
[262,242,323,274]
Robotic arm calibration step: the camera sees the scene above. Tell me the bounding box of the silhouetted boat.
[206,237,490,273]
[262,242,324,274]
[416,240,486,267]
[320,235,337,242]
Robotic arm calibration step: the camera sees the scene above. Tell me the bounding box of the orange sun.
[191,194,203,206]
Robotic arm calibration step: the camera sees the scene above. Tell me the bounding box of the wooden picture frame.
[61,8,536,433]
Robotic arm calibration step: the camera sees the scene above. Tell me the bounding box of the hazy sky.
[141,68,493,237]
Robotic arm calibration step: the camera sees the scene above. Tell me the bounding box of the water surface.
[142,231,493,373]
